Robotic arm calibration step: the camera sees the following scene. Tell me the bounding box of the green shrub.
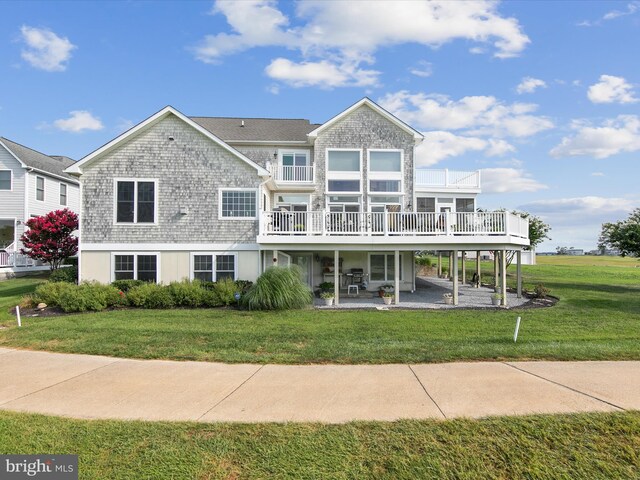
[126,283,175,309]
[415,256,433,267]
[49,266,78,283]
[63,256,78,266]
[201,289,223,308]
[111,279,145,292]
[241,266,313,310]
[212,278,239,306]
[168,280,204,307]
[57,282,124,313]
[33,281,75,307]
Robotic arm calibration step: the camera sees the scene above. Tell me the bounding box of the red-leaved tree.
[20,209,79,270]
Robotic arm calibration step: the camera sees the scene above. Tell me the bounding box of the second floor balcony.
[258,210,529,245]
[415,169,481,192]
[269,163,316,187]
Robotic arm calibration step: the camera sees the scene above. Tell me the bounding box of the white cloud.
[587,75,638,104]
[519,195,638,249]
[19,26,76,72]
[603,1,640,20]
[415,132,515,166]
[550,115,640,159]
[194,0,529,88]
[409,60,432,78]
[416,132,486,165]
[481,168,547,193]
[516,77,546,94]
[591,172,605,177]
[578,1,640,26]
[51,111,104,133]
[265,58,379,88]
[379,90,553,137]
[115,118,134,134]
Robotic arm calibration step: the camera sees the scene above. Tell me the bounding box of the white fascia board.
[307,98,424,143]
[0,140,27,168]
[81,242,260,251]
[27,167,79,185]
[65,106,270,177]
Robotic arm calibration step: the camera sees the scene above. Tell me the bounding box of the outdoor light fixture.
[273,151,278,159]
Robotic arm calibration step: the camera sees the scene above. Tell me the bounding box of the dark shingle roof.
[190,117,320,143]
[0,137,77,182]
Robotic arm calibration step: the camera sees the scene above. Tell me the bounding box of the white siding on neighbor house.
[0,144,26,222]
[27,172,80,218]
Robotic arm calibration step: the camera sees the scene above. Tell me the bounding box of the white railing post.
[505,212,511,236]
[321,209,327,236]
[383,211,389,236]
[444,168,449,187]
[445,212,451,235]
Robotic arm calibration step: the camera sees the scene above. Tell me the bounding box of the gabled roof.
[307,97,424,142]
[191,117,320,143]
[66,106,270,176]
[0,137,78,183]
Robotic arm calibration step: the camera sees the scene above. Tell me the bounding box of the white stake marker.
[514,316,521,342]
[16,306,21,327]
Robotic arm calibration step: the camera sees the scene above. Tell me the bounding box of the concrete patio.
[0,348,637,423]
[314,276,530,309]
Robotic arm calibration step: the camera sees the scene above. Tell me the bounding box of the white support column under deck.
[501,249,507,307]
[394,250,400,305]
[334,250,340,306]
[452,250,459,305]
[517,250,522,298]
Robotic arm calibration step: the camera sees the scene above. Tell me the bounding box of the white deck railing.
[415,169,480,189]
[260,211,528,239]
[273,164,315,183]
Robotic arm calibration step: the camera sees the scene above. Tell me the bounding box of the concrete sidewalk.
[0,347,638,423]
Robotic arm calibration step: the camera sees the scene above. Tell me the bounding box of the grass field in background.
[0,410,638,479]
[1,256,638,363]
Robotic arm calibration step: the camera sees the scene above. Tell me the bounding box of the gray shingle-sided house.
[0,137,79,271]
[65,98,529,305]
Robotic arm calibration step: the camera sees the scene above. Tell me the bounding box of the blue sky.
[1,0,639,251]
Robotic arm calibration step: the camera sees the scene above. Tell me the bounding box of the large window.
[370,180,401,193]
[327,179,360,192]
[369,253,402,282]
[417,197,436,213]
[456,198,475,212]
[115,180,156,224]
[220,189,257,219]
[59,183,67,206]
[327,149,362,195]
[369,151,401,172]
[114,254,158,282]
[36,176,45,201]
[368,150,403,200]
[0,171,11,190]
[327,150,360,171]
[191,253,237,282]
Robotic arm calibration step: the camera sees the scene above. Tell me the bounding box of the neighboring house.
[66,98,529,305]
[0,137,79,270]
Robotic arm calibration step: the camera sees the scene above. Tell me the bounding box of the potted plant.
[382,291,394,305]
[378,284,394,297]
[442,293,453,305]
[320,291,335,306]
[440,267,448,279]
[317,282,335,294]
[491,293,503,306]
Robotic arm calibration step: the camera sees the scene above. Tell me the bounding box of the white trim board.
[82,243,260,251]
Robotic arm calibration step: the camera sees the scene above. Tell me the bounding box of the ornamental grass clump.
[241,265,313,310]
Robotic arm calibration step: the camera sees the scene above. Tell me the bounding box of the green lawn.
[0,410,638,479]
[0,259,639,363]
[0,274,48,322]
